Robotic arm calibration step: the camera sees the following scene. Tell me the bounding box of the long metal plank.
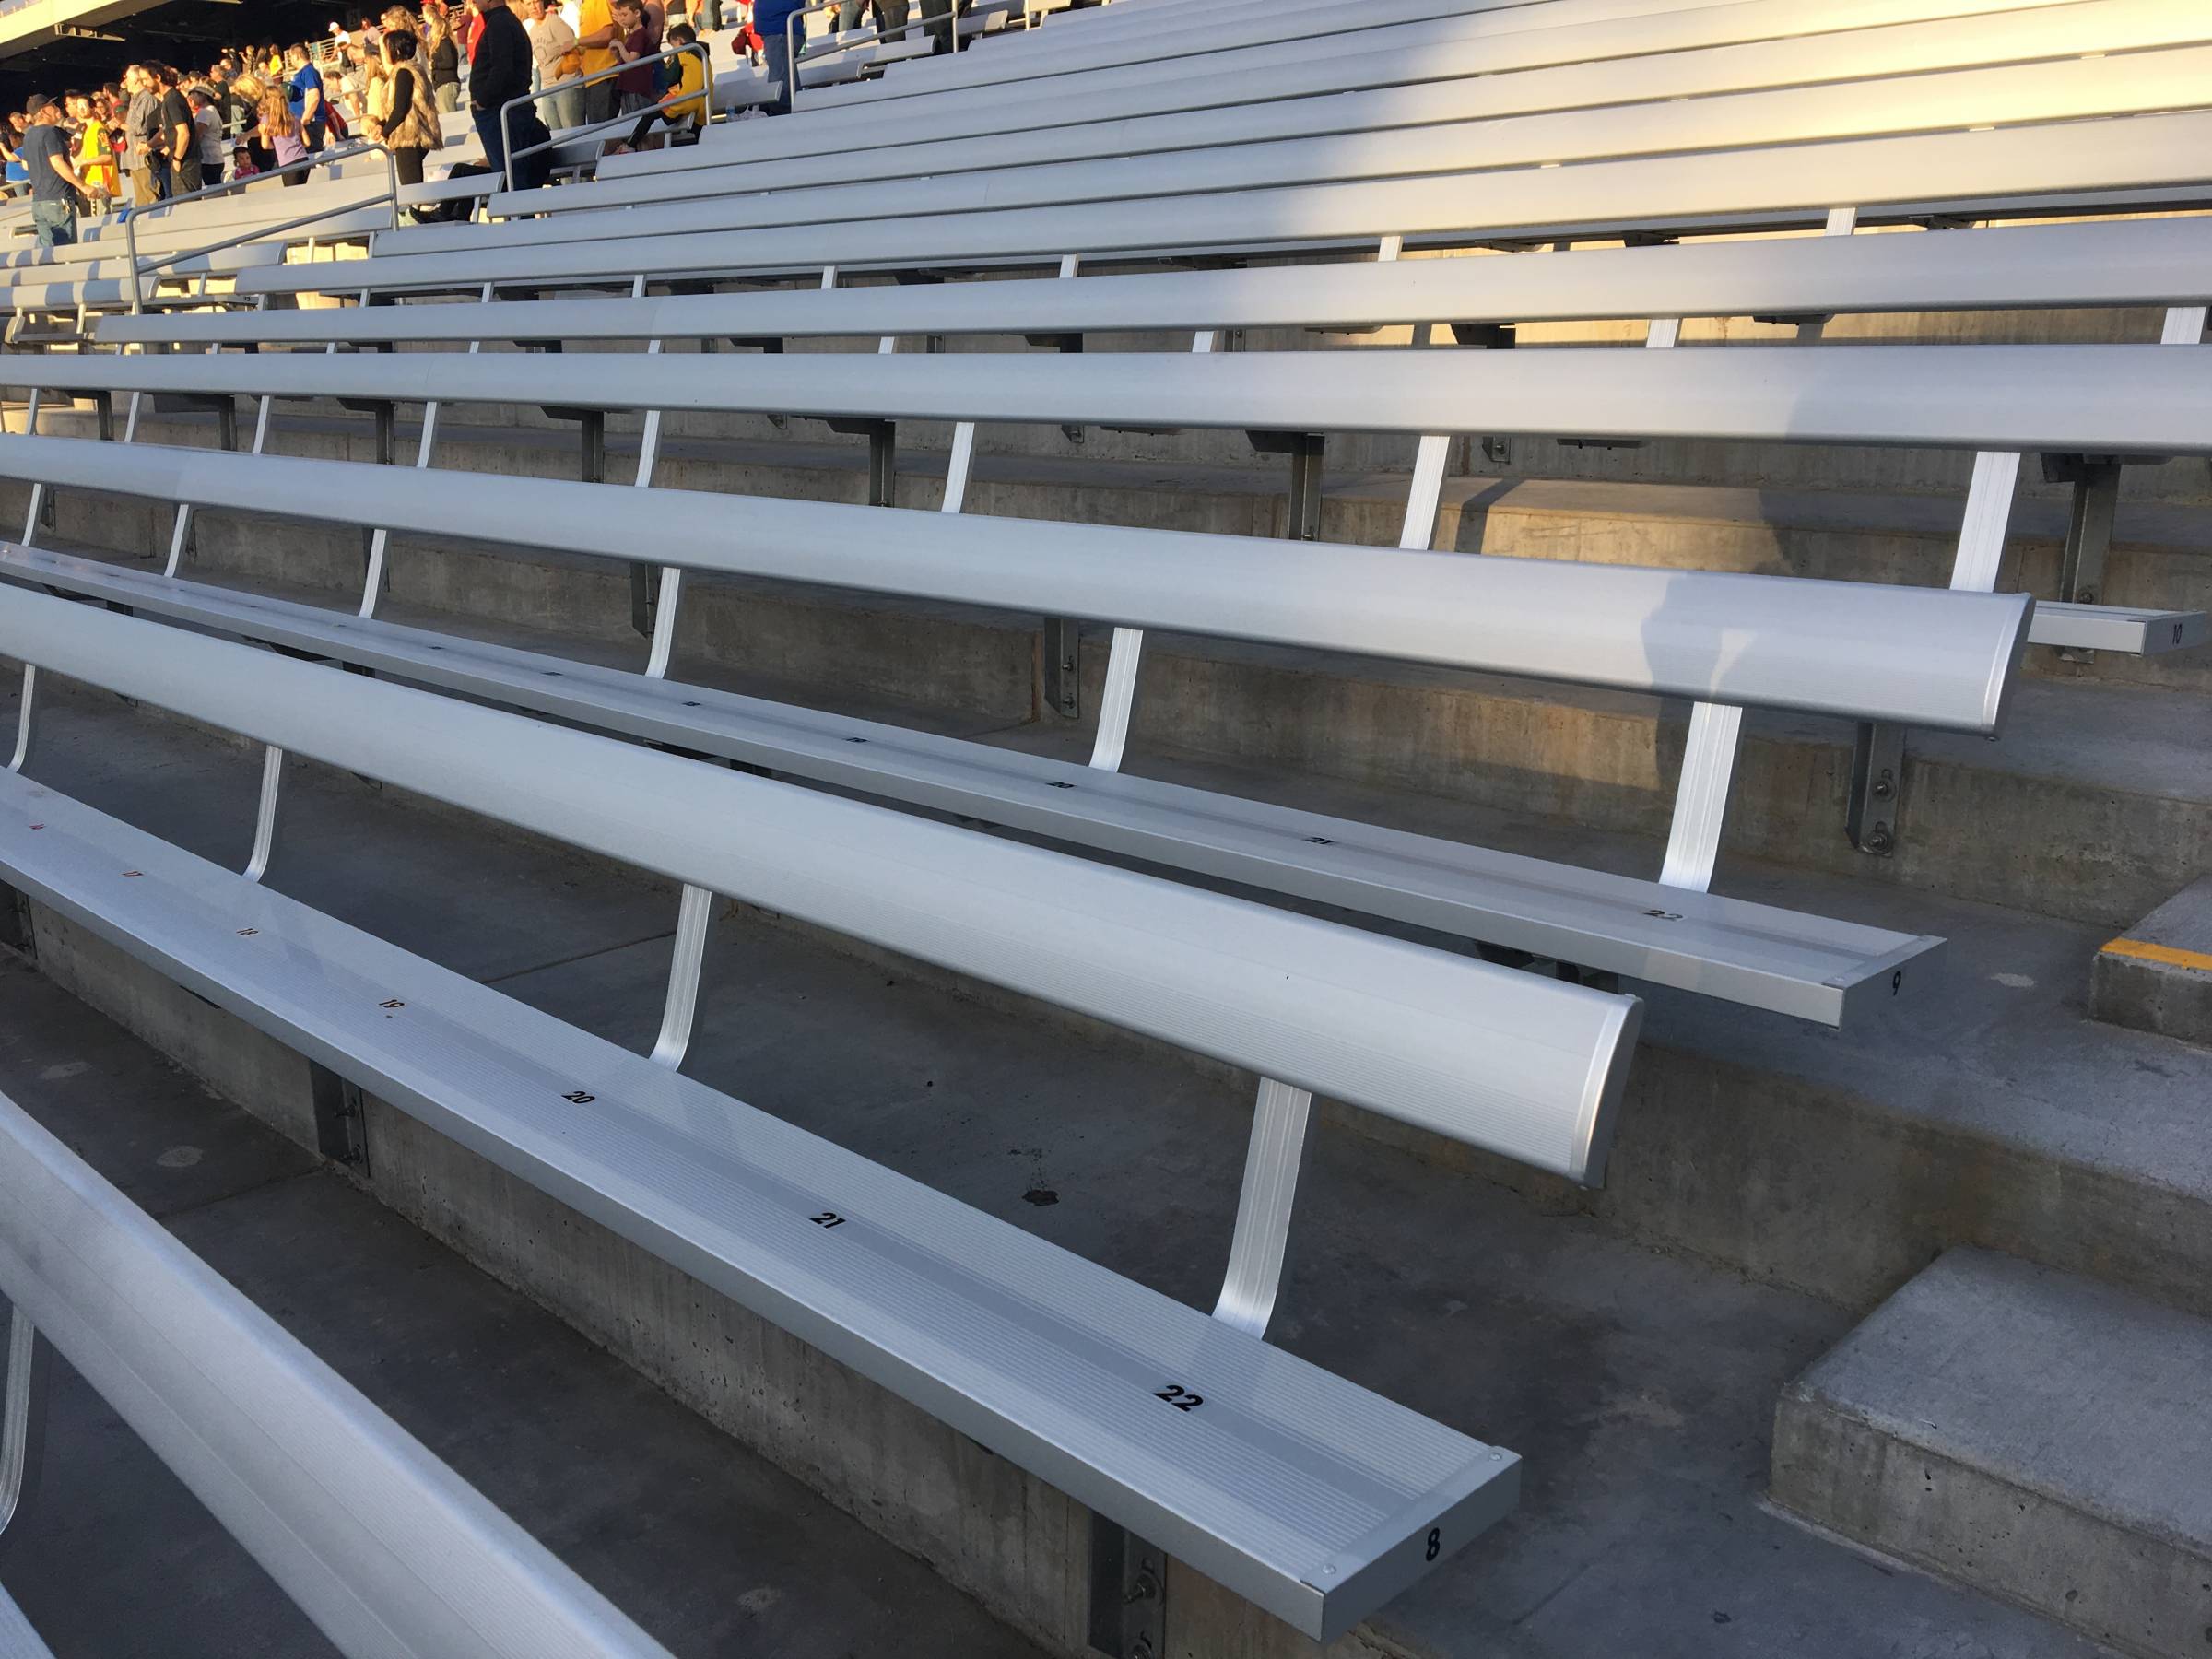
[388,47,2212,257]
[0,769,1520,1643]
[0,547,1943,1026]
[517,2,2212,217]
[233,111,2212,295]
[0,1084,675,1659]
[0,590,1640,1179]
[91,216,2212,347]
[0,433,2033,732]
[8,341,2206,460]
[646,0,2100,167]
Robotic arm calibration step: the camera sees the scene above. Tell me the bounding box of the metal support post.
[1658,702,1744,893]
[825,418,897,506]
[0,1303,48,1542]
[243,745,285,883]
[649,884,715,1071]
[17,391,44,544]
[1400,433,1450,551]
[2045,453,2122,608]
[1211,1077,1316,1339]
[6,665,32,775]
[1042,616,1080,721]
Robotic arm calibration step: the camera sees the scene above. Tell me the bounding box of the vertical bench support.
[0,1303,47,1540]
[649,883,716,1071]
[242,745,286,884]
[17,391,45,544]
[1211,1077,1317,1339]
[6,665,32,775]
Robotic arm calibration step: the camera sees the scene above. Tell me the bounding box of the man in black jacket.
[467,0,552,189]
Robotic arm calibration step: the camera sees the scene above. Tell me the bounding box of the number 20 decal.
[1154,1384,1204,1413]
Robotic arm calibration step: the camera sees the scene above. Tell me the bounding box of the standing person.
[752,0,803,112]
[467,0,552,187]
[424,9,465,112]
[124,65,168,202]
[158,65,201,195]
[258,89,308,183]
[918,0,952,54]
[19,96,86,248]
[572,0,619,131]
[285,44,327,153]
[366,29,441,187]
[230,73,276,173]
[839,0,906,37]
[189,88,227,186]
[606,0,661,136]
[0,112,26,200]
[525,0,581,130]
[67,91,116,214]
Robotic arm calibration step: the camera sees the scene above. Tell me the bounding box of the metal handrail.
[499,40,714,194]
[784,0,963,105]
[122,141,401,315]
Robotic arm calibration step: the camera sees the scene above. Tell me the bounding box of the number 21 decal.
[1154,1383,1204,1413]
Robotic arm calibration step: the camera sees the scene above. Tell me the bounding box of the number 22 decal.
[1154,1384,1204,1412]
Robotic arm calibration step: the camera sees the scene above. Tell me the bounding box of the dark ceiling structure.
[0,1,362,105]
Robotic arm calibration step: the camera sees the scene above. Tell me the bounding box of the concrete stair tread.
[1774,1247,2212,1658]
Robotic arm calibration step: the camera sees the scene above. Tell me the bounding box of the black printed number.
[1154,1384,1204,1413]
[562,1090,595,1104]
[1424,1528,1441,1562]
[809,1211,846,1230]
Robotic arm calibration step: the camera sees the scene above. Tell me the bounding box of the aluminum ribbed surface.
[234,111,2212,294]
[0,547,1945,1026]
[0,591,1639,1181]
[0,1586,49,1659]
[0,431,2032,733]
[0,1080,673,1659]
[0,771,1519,1640]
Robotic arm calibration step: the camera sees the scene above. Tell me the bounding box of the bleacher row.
[0,0,2207,1651]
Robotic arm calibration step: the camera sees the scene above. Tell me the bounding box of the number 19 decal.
[1154,1383,1204,1413]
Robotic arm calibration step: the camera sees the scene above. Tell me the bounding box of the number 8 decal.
[1425,1527,1441,1561]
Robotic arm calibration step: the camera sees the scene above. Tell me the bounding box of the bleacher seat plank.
[0,763,1513,1643]
[96,216,2212,351]
[393,46,2212,256]
[0,544,1954,1025]
[231,111,2212,297]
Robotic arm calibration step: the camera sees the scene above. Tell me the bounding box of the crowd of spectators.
[0,0,737,247]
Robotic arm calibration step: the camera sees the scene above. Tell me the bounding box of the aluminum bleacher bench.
[394,43,2212,256]
[0,588,1641,1640]
[1,339,2128,1027]
[576,0,2207,207]
[226,108,2212,301]
[0,1084,675,1658]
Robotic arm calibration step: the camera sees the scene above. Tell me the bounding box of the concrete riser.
[7,459,2201,931]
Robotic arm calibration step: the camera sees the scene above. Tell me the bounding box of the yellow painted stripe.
[2100,937,2212,974]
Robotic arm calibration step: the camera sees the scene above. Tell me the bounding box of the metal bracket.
[826,417,897,506]
[2041,453,2123,610]
[649,884,715,1071]
[1246,430,1325,541]
[1848,722,1905,857]
[1042,616,1080,720]
[1088,1514,1167,1659]
[8,665,33,777]
[308,1061,371,1171]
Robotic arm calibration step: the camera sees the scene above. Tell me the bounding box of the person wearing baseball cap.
[19,95,88,248]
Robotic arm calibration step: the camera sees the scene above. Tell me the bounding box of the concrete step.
[1772,1247,2212,1659]
[0,683,2123,1659]
[2092,876,2212,1047]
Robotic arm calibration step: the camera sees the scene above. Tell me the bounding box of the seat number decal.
[1154,1384,1204,1413]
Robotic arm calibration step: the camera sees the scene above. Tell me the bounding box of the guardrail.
[0,1085,675,1659]
[784,0,965,105]
[499,41,716,194]
[122,142,402,315]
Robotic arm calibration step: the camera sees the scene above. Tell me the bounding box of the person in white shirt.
[525,0,582,130]
[188,88,227,184]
